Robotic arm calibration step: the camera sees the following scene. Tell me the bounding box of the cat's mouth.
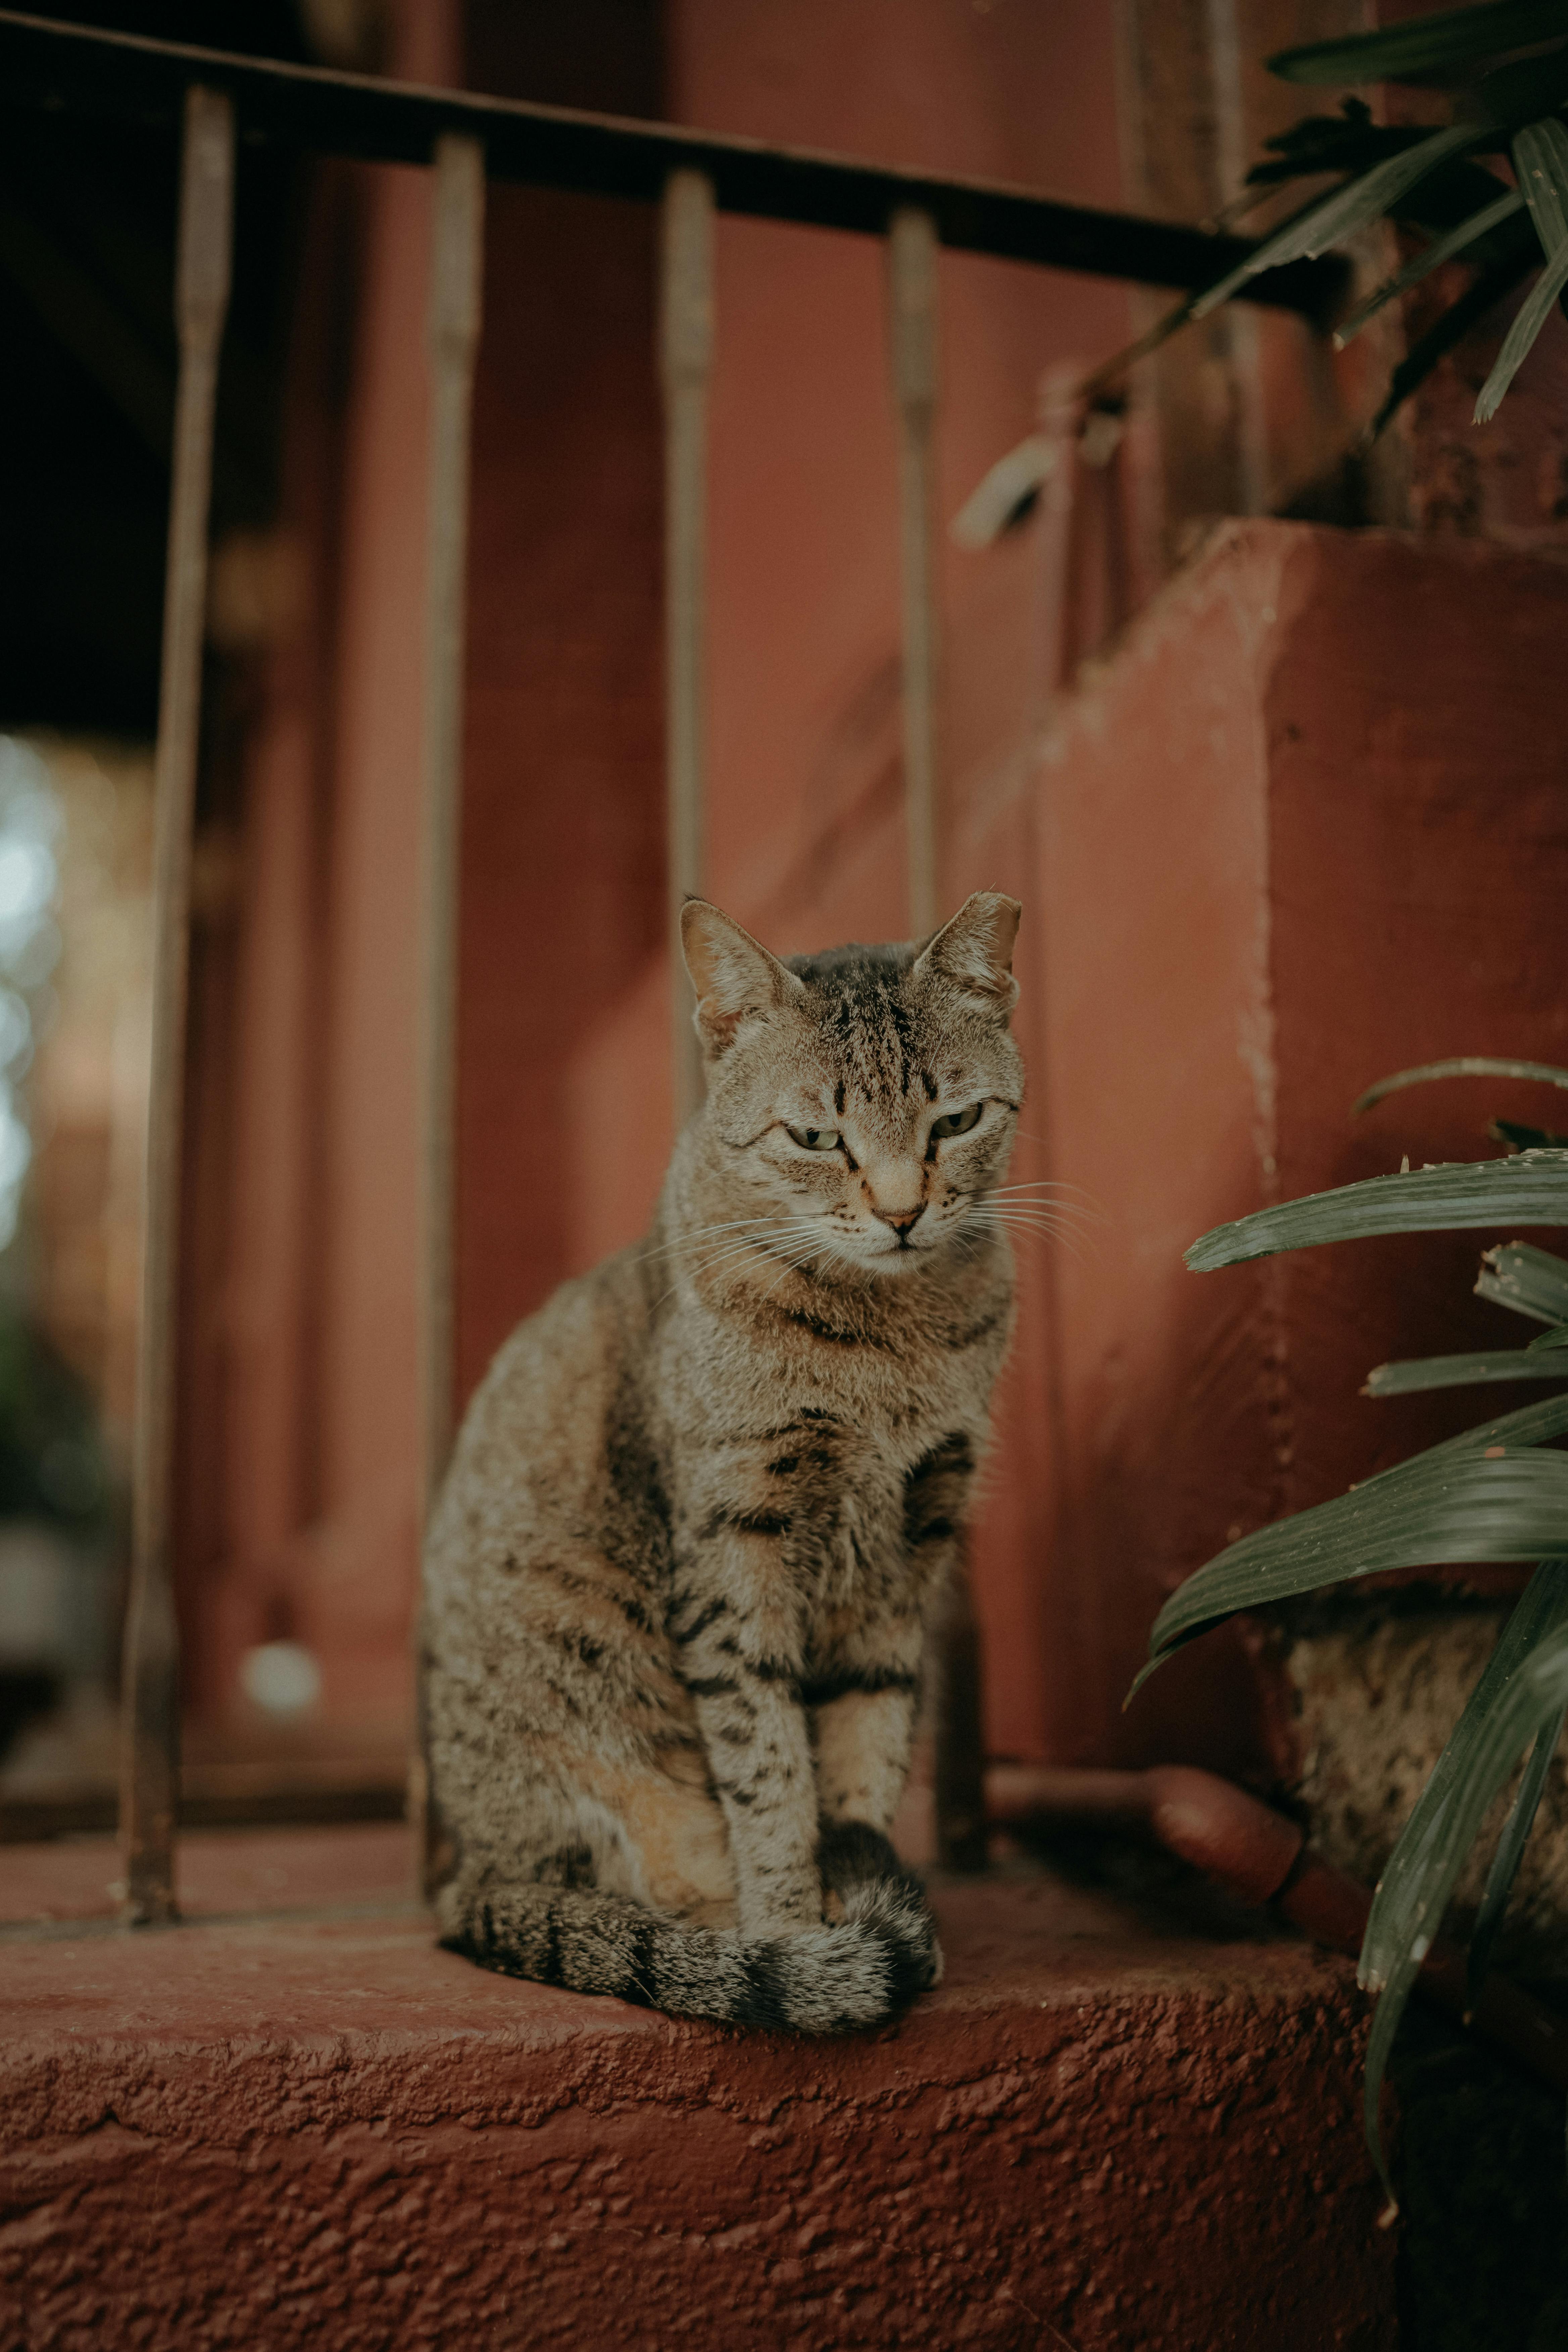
[866,1232,931,1269]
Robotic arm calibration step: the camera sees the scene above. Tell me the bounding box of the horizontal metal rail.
[0,6,1342,317]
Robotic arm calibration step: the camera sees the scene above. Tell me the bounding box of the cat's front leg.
[808,1630,923,1838]
[814,1435,973,1842]
[668,1540,820,1937]
[808,1635,943,1992]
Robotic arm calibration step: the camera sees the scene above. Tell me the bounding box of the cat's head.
[680,892,1023,1278]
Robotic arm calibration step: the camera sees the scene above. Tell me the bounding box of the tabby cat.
[425,888,1023,2031]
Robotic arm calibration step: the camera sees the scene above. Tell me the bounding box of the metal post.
[413,134,485,1893]
[660,169,714,1130]
[1035,365,1087,707]
[120,83,234,1927]
[889,206,985,1871]
[888,207,939,940]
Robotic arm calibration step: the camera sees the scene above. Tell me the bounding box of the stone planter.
[1269,1589,1568,1981]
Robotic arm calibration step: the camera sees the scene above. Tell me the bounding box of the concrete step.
[1,1827,1393,2349]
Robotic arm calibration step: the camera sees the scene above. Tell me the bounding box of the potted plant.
[1136,1057,1568,2186]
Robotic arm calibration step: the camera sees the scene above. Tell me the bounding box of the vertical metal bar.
[888,207,939,939]
[660,168,714,1131]
[1022,366,1083,1799]
[413,134,485,1893]
[120,84,234,1928]
[1035,366,1086,702]
[889,206,985,1870]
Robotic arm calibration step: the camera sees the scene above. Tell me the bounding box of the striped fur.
[425,893,1023,2030]
[436,1829,938,2032]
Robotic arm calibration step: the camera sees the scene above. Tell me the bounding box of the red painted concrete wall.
[454,0,1134,1375]
[453,1,666,1401]
[1023,521,1568,1773]
[184,0,461,1738]
[184,7,1568,1797]
[186,0,1133,1747]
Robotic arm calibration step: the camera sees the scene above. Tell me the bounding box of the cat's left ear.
[681,899,805,1058]
[911,891,1021,1021]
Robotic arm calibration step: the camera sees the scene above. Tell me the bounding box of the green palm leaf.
[1353,1058,1568,1114]
[1368,246,1539,435]
[1186,1153,1568,1271]
[1476,120,1568,418]
[1365,1348,1568,1395]
[1476,1241,1568,1325]
[1478,41,1568,122]
[1190,121,1485,321]
[1165,1029,1568,2192]
[1358,1572,1568,2192]
[1135,1454,1568,1693]
[1269,0,1568,88]
[1466,1692,1567,2006]
[1335,187,1524,345]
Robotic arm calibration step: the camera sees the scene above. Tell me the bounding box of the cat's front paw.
[818,1820,941,1990]
[841,1872,942,1997]
[818,1818,901,1903]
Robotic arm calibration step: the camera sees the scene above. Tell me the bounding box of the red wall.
[188,0,462,1740]
[196,5,1568,1788]
[184,0,1238,1762]
[517,2,1132,1767]
[454,6,666,1404]
[1022,521,1568,1772]
[448,0,1135,1768]
[453,0,1134,1380]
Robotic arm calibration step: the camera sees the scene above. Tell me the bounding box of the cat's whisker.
[981,1182,1107,1221]
[967,1203,1088,1236]
[757,1231,842,1298]
[967,1210,1089,1266]
[956,1183,1095,1215]
[981,1173,1105,1214]
[970,1213,1083,1242]
[984,1178,1097,1196]
[642,1214,797,1265]
[970,1196,1086,1227]
[972,1190,1103,1232]
[646,1239,786,1289]
[973,1204,1076,1224]
[662,1236,771,1278]
[814,1240,865,1282]
[682,1223,790,1261]
[652,1228,804,1305]
[673,1236,797,1289]
[985,1173,1100,1195]
[682,1219,830,1293]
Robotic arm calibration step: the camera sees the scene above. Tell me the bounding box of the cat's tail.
[435,1866,939,2033]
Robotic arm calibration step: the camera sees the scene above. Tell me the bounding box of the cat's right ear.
[681,899,804,1059]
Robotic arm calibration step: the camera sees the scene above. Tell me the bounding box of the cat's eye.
[787,1125,841,1153]
[929,1102,983,1141]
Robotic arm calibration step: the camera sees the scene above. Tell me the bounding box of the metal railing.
[0,6,1340,1922]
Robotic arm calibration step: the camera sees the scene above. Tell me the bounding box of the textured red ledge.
[1,1837,1393,2351]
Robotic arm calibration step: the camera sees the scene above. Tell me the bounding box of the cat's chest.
[668,1279,1006,1433]
[654,1302,995,1604]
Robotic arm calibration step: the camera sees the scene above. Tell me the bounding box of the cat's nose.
[872,1201,925,1237]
